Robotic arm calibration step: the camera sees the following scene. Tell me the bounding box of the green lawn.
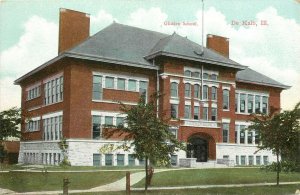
[70,184,300,195]
[29,165,146,171]
[0,171,130,192]
[134,168,300,187]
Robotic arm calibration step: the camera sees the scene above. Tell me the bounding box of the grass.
[134,168,300,187]
[29,165,146,171]
[70,184,300,195]
[0,171,131,192]
[0,163,25,171]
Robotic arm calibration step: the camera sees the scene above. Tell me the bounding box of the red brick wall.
[58,9,90,53]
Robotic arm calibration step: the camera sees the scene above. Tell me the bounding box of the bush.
[262,161,298,173]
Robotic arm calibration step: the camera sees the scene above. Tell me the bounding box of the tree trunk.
[144,157,148,193]
[276,152,280,186]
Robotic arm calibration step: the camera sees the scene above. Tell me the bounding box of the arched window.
[223,89,230,110]
[185,83,191,97]
[212,86,217,100]
[194,84,201,99]
[203,73,209,79]
[192,71,200,78]
[184,70,192,77]
[203,85,208,99]
[170,82,178,97]
[211,74,218,80]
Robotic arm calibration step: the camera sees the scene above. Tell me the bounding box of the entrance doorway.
[187,136,208,162]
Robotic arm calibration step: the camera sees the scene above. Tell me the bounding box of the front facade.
[15,9,289,166]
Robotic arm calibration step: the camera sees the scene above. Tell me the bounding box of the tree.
[0,107,22,142]
[248,102,300,185]
[0,107,22,162]
[102,94,185,192]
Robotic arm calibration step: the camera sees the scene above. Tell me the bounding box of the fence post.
[126,171,130,195]
[63,177,70,195]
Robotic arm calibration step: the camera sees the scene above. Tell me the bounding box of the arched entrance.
[187,136,208,162]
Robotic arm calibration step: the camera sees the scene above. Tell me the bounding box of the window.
[248,156,254,165]
[184,105,191,119]
[105,116,113,125]
[184,70,191,77]
[128,79,137,91]
[223,90,229,110]
[256,156,261,165]
[171,104,178,119]
[192,71,200,78]
[255,131,260,144]
[223,155,229,159]
[203,85,208,99]
[128,154,135,166]
[194,106,199,120]
[211,87,217,100]
[194,84,200,99]
[222,123,229,143]
[235,125,238,143]
[44,75,63,105]
[117,154,125,166]
[248,95,254,113]
[26,120,40,132]
[263,156,269,165]
[241,156,246,165]
[211,74,218,80]
[211,108,217,121]
[92,115,101,139]
[171,82,178,97]
[202,107,208,120]
[105,154,113,166]
[235,93,239,112]
[169,128,178,139]
[93,75,103,100]
[93,154,101,166]
[240,125,245,144]
[139,158,145,166]
[236,155,239,165]
[117,78,125,90]
[27,85,41,100]
[139,81,148,101]
[116,117,125,127]
[262,96,268,114]
[105,77,114,88]
[248,131,253,144]
[240,94,246,113]
[43,115,62,141]
[185,83,191,98]
[171,155,178,166]
[203,73,209,79]
[255,95,261,113]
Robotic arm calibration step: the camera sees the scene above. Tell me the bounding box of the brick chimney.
[206,34,229,58]
[58,8,90,54]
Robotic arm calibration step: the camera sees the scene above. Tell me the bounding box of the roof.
[236,68,290,89]
[14,22,288,89]
[146,32,243,69]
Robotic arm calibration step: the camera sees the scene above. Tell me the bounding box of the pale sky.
[0,0,299,111]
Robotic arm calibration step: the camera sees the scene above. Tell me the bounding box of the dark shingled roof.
[66,23,244,70]
[236,68,290,89]
[15,22,289,89]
